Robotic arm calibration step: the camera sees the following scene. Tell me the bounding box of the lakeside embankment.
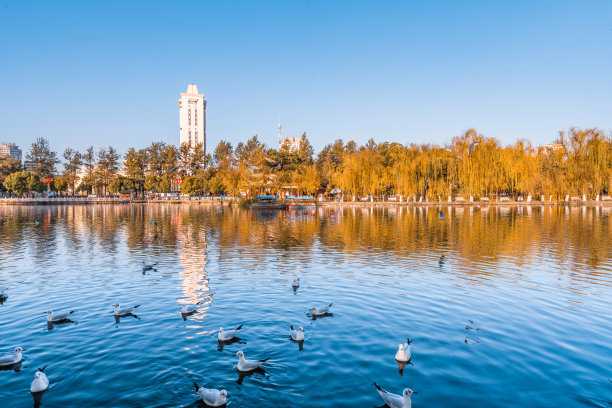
[1,197,611,207]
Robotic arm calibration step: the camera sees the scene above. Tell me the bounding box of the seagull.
[0,347,25,367]
[46,309,77,322]
[437,210,446,220]
[310,303,332,316]
[395,338,413,362]
[30,365,49,393]
[290,325,305,341]
[468,141,479,157]
[292,277,300,289]
[374,382,417,408]
[218,324,243,342]
[193,382,228,407]
[113,303,140,316]
[234,350,269,372]
[180,300,204,314]
[142,261,158,271]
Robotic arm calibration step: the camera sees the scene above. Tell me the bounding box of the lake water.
[0,204,611,407]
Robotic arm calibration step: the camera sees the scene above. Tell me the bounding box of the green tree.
[109,176,135,194]
[26,137,58,177]
[180,176,204,195]
[3,171,43,195]
[124,148,148,196]
[0,155,22,191]
[62,148,82,195]
[50,177,69,194]
[144,175,160,191]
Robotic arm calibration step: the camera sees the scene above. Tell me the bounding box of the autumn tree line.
[1,127,610,199]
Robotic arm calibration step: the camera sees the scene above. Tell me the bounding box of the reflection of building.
[179,83,207,153]
[0,142,22,162]
[177,208,211,322]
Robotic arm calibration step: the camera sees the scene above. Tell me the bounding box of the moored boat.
[249,195,287,210]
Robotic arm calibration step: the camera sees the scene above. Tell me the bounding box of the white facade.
[277,123,301,153]
[179,84,206,153]
[0,142,22,161]
[281,137,301,153]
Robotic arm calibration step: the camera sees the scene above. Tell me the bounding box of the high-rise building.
[179,83,206,153]
[277,123,301,153]
[0,142,22,162]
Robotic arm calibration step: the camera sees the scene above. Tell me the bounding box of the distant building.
[277,123,302,153]
[0,142,22,161]
[534,143,564,156]
[179,83,206,153]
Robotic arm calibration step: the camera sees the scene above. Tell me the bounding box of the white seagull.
[218,324,243,342]
[395,338,413,362]
[193,382,228,406]
[234,350,269,372]
[30,365,49,393]
[113,303,140,316]
[0,347,25,367]
[310,303,333,316]
[290,325,304,341]
[374,382,417,408]
[292,277,300,288]
[180,300,204,314]
[46,309,77,322]
[142,261,158,271]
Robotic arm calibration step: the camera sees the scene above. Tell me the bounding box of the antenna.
[277,118,282,148]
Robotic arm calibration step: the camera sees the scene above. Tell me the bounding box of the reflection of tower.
[177,211,211,323]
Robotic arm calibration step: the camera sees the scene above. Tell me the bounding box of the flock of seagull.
[0,265,418,407]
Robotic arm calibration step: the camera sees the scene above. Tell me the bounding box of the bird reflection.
[31,390,45,408]
[396,359,413,376]
[236,366,266,385]
[309,312,333,321]
[0,360,22,372]
[114,314,140,324]
[217,337,245,352]
[438,254,446,266]
[47,318,77,331]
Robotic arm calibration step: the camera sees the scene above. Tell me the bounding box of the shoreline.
[1,198,611,207]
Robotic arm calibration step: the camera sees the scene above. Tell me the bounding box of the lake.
[0,204,611,407]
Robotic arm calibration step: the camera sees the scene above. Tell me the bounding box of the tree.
[180,176,204,195]
[0,155,22,191]
[62,148,82,195]
[51,177,69,194]
[26,137,58,177]
[96,147,121,195]
[144,175,160,191]
[109,176,135,194]
[158,174,171,193]
[81,146,96,195]
[3,171,43,196]
[124,148,148,196]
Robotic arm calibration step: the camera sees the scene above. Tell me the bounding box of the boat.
[286,196,316,210]
[249,195,287,210]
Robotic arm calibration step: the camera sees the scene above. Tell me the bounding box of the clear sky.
[1,0,611,157]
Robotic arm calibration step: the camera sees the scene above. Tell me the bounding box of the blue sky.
[1,0,610,157]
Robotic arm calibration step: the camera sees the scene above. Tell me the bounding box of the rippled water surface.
[1,204,611,407]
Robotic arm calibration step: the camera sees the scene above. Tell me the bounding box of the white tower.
[179,83,206,153]
[277,122,283,149]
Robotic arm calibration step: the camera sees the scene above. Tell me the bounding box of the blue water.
[0,204,611,407]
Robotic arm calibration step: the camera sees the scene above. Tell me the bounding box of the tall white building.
[179,83,206,153]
